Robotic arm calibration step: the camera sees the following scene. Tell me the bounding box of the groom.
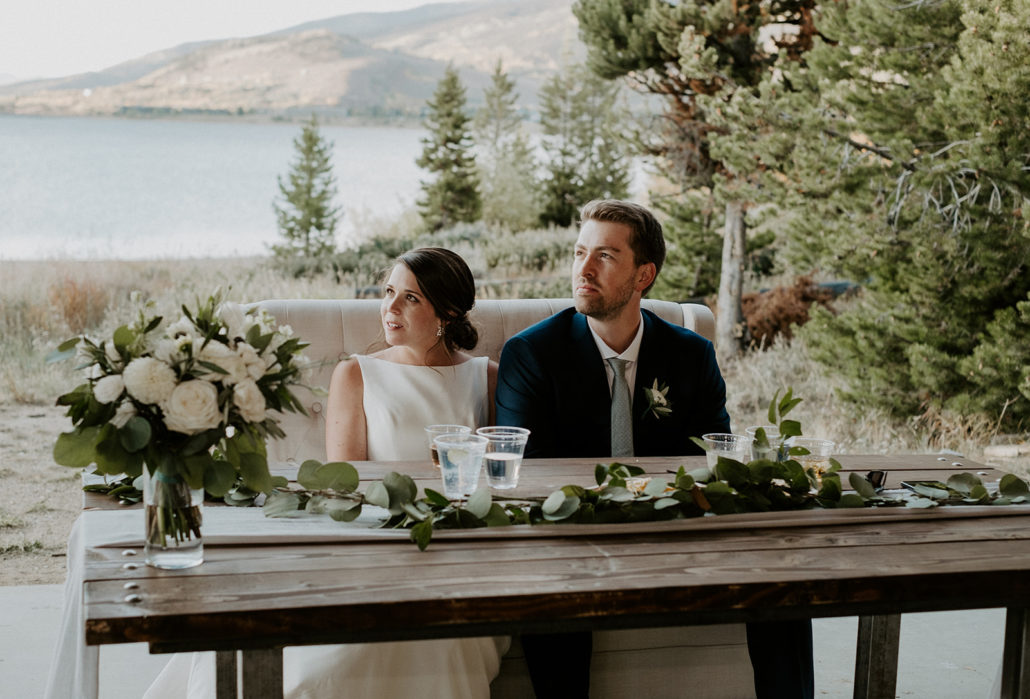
[495,199,814,699]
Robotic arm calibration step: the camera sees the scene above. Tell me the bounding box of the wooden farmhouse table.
[78,454,1030,699]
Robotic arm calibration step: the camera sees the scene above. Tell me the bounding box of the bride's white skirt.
[144,636,511,699]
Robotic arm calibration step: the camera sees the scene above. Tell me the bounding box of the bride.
[145,247,508,698]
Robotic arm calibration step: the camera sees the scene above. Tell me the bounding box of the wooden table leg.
[215,651,237,698]
[853,613,900,699]
[1001,607,1030,699]
[239,648,283,699]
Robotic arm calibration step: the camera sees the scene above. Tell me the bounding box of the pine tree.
[271,115,341,260]
[574,0,818,358]
[417,65,481,232]
[474,60,540,231]
[789,0,1030,427]
[537,59,631,228]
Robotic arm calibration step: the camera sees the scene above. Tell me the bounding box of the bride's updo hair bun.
[397,247,479,351]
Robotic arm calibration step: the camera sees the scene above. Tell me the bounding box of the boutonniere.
[642,378,673,420]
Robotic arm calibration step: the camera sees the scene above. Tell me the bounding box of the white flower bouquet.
[51,290,310,566]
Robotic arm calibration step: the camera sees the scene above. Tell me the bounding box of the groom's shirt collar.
[588,313,645,399]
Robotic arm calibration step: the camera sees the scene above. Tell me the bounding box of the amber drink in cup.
[424,424,471,468]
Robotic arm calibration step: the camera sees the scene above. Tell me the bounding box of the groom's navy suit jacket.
[495,307,730,458]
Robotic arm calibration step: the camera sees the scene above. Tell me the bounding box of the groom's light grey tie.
[607,357,634,457]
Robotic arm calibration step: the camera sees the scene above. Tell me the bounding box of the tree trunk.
[715,200,748,366]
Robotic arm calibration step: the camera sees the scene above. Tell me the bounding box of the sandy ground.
[0,403,79,586]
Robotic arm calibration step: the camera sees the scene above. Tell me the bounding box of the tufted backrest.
[250,298,715,465]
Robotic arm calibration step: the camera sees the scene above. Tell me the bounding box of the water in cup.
[476,426,530,489]
[434,433,487,498]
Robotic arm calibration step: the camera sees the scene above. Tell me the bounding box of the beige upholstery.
[250,297,754,699]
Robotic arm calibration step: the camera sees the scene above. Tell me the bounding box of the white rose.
[153,338,184,365]
[123,357,177,406]
[216,302,250,342]
[233,379,267,423]
[93,374,125,404]
[197,341,248,385]
[236,343,266,380]
[163,380,221,435]
[87,363,104,380]
[110,401,137,429]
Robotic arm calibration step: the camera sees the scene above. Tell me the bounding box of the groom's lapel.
[570,313,610,424]
[634,312,664,426]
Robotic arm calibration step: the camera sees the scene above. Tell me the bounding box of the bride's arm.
[325,358,368,461]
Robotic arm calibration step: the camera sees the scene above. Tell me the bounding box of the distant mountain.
[0,0,578,121]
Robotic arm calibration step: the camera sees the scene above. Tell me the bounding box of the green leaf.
[239,452,273,494]
[54,428,99,468]
[263,491,302,517]
[946,472,982,495]
[913,484,951,500]
[112,325,134,350]
[654,497,680,510]
[779,420,802,438]
[675,472,696,490]
[465,487,493,520]
[849,472,878,499]
[483,503,511,527]
[297,460,322,488]
[118,417,151,453]
[688,467,712,483]
[365,481,390,509]
[312,462,360,492]
[203,459,237,497]
[689,435,707,453]
[382,472,418,514]
[999,474,1030,498]
[906,497,938,509]
[839,493,866,508]
[643,479,669,497]
[599,486,634,502]
[714,458,748,487]
[327,499,362,522]
[595,463,608,486]
[411,520,434,551]
[542,490,566,515]
[817,476,842,502]
[767,388,781,424]
[423,488,450,507]
[542,494,580,521]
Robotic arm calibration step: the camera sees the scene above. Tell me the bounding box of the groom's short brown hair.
[579,199,665,294]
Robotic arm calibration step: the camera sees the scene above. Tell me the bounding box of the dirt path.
[0,403,79,585]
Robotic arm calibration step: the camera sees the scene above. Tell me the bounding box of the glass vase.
[143,467,204,569]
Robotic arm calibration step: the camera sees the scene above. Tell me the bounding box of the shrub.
[742,276,839,349]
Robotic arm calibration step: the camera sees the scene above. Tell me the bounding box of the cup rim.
[425,424,472,433]
[702,432,751,443]
[433,433,489,447]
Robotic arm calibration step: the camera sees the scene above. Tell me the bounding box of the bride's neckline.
[364,352,478,369]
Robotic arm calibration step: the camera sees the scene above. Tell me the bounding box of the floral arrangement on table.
[264,388,1030,551]
[50,290,310,564]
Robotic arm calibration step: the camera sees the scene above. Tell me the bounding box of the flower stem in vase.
[143,468,204,569]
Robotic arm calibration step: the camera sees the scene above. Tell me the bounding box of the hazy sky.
[2,0,439,80]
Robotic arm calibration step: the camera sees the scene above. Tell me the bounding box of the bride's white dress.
[145,354,509,699]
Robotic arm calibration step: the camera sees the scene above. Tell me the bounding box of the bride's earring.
[436,324,443,337]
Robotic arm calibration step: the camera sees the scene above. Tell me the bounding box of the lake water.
[0,115,426,260]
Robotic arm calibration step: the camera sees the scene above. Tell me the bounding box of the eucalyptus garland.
[263,389,1030,550]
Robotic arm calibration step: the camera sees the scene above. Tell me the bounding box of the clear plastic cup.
[745,425,788,462]
[424,424,471,468]
[433,433,488,499]
[476,426,530,489]
[788,437,835,473]
[702,433,752,469]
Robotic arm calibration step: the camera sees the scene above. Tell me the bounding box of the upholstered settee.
[251,297,755,699]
